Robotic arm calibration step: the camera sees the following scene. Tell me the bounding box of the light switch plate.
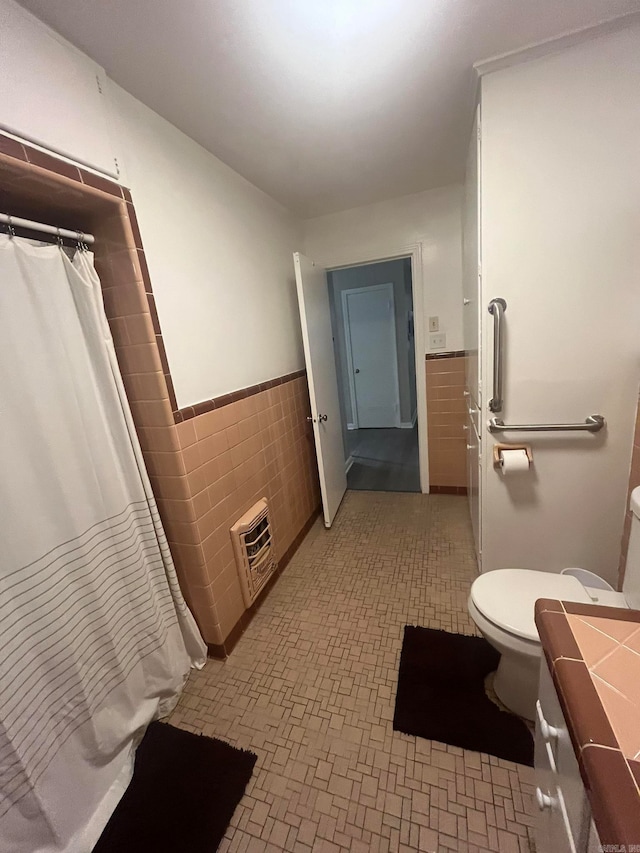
[429,333,446,349]
[429,316,439,332]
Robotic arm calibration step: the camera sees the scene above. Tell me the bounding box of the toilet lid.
[470,569,591,642]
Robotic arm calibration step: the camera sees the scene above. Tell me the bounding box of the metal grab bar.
[488,415,605,434]
[488,298,507,413]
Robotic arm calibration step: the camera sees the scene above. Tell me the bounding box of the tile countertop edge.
[534,598,640,851]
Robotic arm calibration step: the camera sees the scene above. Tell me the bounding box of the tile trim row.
[429,485,468,496]
[0,133,128,199]
[174,369,307,424]
[425,350,467,360]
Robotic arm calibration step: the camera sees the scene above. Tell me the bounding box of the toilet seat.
[470,569,591,642]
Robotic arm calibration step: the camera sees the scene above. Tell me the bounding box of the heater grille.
[231,498,277,606]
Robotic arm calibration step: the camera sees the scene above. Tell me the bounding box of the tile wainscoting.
[168,375,321,654]
[0,133,321,656]
[425,352,468,493]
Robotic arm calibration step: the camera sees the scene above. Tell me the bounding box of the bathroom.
[1,1,640,851]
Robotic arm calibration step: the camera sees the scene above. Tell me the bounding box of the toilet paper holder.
[493,443,533,470]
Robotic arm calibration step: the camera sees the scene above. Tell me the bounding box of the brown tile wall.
[425,353,467,491]
[0,133,321,655]
[170,378,321,649]
[618,390,640,589]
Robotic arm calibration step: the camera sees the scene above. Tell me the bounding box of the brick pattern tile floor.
[169,491,536,852]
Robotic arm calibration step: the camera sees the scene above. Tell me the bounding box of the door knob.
[318,414,328,422]
[306,416,315,423]
[354,368,360,374]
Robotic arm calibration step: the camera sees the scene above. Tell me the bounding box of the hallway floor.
[169,492,535,853]
[346,427,420,492]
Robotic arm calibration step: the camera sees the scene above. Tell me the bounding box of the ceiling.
[17,0,640,217]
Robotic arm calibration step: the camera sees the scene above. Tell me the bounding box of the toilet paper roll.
[499,448,530,476]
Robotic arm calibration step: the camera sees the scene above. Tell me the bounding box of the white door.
[463,106,482,567]
[293,253,347,528]
[343,283,400,429]
[466,414,481,563]
[463,107,482,410]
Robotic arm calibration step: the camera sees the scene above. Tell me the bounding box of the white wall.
[0,0,306,410]
[110,84,304,409]
[479,26,640,585]
[303,184,464,355]
[0,0,117,177]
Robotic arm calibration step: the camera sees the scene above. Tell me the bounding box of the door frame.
[341,282,401,430]
[320,243,429,494]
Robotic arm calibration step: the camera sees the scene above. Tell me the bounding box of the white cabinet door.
[0,2,118,177]
[463,106,482,567]
[466,413,481,563]
[538,662,591,850]
[463,107,481,409]
[536,661,593,853]
[586,820,601,853]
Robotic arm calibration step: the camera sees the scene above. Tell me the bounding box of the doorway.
[327,258,420,493]
[342,282,400,429]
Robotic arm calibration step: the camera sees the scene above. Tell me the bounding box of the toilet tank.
[623,486,640,610]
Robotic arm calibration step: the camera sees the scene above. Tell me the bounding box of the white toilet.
[468,486,640,721]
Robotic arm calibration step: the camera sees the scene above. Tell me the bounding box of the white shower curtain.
[0,234,206,853]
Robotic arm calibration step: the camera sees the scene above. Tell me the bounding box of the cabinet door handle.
[540,718,560,742]
[535,787,555,811]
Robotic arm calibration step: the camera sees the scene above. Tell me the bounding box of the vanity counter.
[535,599,640,851]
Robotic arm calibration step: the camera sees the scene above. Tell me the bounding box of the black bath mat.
[93,721,257,853]
[393,626,534,766]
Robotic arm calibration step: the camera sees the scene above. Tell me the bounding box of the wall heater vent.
[231,498,277,607]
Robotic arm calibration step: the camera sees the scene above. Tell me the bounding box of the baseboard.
[345,455,354,473]
[429,485,468,496]
[399,410,418,429]
[207,503,322,659]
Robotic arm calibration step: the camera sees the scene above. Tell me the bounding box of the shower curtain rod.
[0,212,95,245]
